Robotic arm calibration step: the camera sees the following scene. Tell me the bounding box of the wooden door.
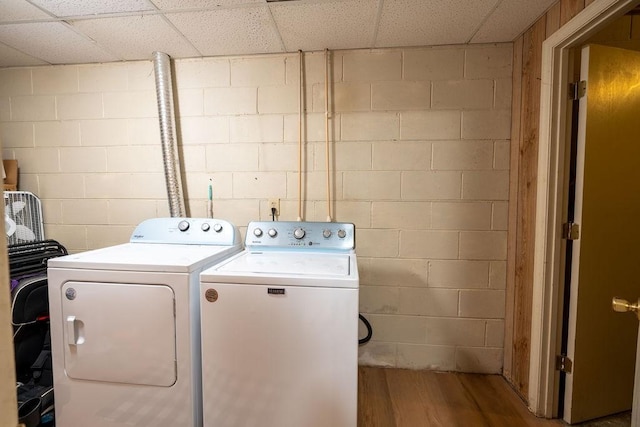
[563,44,640,424]
[634,325,640,427]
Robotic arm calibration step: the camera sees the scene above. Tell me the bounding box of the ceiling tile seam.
[4,3,268,24]
[0,10,168,26]
[25,0,63,20]
[465,0,504,44]
[144,0,161,12]
[509,1,562,43]
[370,0,384,48]
[0,19,62,25]
[28,10,166,22]
[26,0,158,20]
[157,14,203,57]
[156,2,273,13]
[266,4,287,52]
[0,40,52,67]
[62,20,126,62]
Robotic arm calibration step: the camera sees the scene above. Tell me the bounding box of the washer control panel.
[130,217,240,246]
[246,221,355,251]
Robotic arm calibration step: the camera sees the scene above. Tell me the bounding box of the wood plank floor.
[358,367,564,427]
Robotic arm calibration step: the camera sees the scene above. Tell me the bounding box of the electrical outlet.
[268,198,280,216]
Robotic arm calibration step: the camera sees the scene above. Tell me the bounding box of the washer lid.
[201,250,359,288]
[218,251,351,276]
[47,243,241,273]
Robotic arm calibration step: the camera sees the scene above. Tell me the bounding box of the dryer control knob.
[201,223,211,232]
[268,228,278,237]
[213,223,223,233]
[253,228,263,237]
[337,229,346,238]
[178,220,190,232]
[323,229,332,238]
[294,228,305,239]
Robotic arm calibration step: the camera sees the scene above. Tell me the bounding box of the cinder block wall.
[0,43,512,372]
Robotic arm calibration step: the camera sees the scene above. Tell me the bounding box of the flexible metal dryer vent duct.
[152,51,186,217]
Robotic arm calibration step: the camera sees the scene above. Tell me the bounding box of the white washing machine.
[47,217,242,427]
[199,221,358,427]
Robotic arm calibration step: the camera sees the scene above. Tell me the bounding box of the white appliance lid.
[217,251,351,277]
[201,251,359,288]
[47,243,241,273]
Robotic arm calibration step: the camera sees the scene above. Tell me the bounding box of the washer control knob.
[201,223,211,232]
[178,220,190,232]
[253,228,263,237]
[293,228,305,240]
[323,229,332,238]
[268,228,278,238]
[337,229,347,239]
[213,223,223,233]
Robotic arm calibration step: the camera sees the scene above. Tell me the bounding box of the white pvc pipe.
[297,49,303,222]
[324,48,332,222]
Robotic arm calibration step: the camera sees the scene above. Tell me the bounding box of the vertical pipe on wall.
[324,48,332,222]
[152,51,186,218]
[298,49,304,222]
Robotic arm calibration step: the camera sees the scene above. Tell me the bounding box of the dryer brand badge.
[205,288,218,303]
[267,288,285,295]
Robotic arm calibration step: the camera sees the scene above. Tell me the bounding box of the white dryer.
[47,217,242,427]
[199,221,358,427]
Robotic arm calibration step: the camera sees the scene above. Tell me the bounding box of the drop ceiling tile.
[0,0,570,67]
[0,1,51,22]
[28,0,156,17]
[0,42,48,67]
[71,15,199,60]
[375,0,500,47]
[151,0,264,10]
[166,7,283,56]
[270,0,378,52]
[471,0,558,43]
[0,22,117,65]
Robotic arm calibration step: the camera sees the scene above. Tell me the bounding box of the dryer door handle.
[67,316,78,345]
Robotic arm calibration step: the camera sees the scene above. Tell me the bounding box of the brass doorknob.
[612,297,640,319]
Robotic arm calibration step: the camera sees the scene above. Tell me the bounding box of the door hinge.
[562,222,580,240]
[569,80,587,100]
[556,354,573,373]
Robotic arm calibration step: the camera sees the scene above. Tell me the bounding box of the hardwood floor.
[358,367,564,427]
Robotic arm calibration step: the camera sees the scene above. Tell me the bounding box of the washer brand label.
[267,288,285,295]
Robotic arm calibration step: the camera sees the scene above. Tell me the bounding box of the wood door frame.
[0,136,18,425]
[530,0,639,418]
[634,331,640,427]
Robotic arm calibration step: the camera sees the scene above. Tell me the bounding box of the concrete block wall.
[0,43,512,373]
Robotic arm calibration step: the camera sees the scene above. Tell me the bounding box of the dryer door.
[61,282,176,387]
